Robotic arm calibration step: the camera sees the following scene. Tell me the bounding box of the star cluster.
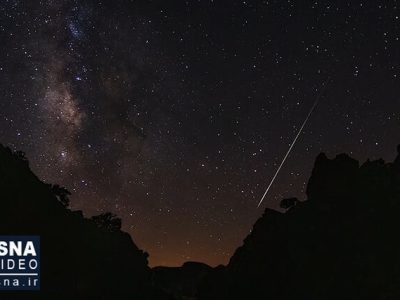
[1,0,399,266]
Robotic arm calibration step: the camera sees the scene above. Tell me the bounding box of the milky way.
[1,1,400,266]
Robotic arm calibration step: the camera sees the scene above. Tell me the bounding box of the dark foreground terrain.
[1,143,400,299]
[0,145,167,299]
[198,146,400,300]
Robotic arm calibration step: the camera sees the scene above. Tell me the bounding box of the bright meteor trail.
[257,80,330,208]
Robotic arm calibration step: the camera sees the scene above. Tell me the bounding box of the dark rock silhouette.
[3,141,400,299]
[394,144,400,167]
[151,261,212,300]
[0,145,168,299]
[198,145,400,300]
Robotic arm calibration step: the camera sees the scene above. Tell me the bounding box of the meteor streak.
[257,80,330,208]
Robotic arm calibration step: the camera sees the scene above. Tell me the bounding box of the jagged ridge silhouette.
[198,145,400,300]
[1,143,400,300]
[0,145,168,300]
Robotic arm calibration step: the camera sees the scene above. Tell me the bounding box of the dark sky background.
[1,0,399,267]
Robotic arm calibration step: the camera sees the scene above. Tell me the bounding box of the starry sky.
[1,0,399,267]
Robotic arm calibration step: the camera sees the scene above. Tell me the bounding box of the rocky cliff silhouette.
[198,145,400,300]
[2,142,400,300]
[0,145,168,299]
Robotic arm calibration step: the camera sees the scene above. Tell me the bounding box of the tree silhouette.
[91,212,122,232]
[49,184,71,207]
[279,197,298,210]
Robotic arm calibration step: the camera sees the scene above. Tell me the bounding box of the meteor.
[257,80,330,208]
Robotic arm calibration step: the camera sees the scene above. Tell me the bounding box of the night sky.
[1,0,399,267]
